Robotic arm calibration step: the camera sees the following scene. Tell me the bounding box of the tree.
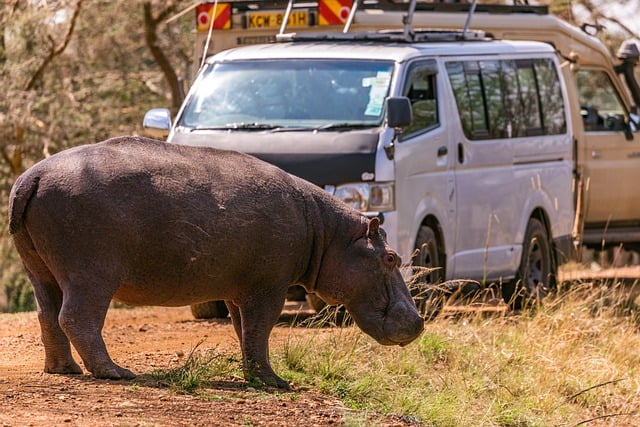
[540,0,640,54]
[0,0,194,311]
[143,1,186,110]
[0,0,83,178]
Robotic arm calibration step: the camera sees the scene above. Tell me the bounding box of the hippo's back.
[9,136,324,305]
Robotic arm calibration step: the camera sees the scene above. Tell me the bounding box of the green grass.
[150,339,243,393]
[149,281,640,425]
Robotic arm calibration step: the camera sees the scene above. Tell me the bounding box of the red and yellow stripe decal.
[318,0,352,26]
[196,3,231,31]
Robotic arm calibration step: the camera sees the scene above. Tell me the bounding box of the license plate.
[245,10,309,29]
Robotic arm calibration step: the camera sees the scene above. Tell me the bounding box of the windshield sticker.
[364,71,391,116]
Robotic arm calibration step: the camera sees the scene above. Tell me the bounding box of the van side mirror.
[143,108,172,139]
[386,97,413,129]
[383,97,413,160]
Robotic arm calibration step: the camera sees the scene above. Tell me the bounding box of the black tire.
[287,285,307,302]
[412,225,445,284]
[411,225,445,316]
[503,217,554,309]
[190,301,229,319]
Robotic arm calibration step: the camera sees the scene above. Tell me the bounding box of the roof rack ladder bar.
[402,0,417,40]
[279,0,295,35]
[342,0,360,33]
[200,0,219,69]
[462,0,478,39]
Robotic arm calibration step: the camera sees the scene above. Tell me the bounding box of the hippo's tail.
[8,172,40,235]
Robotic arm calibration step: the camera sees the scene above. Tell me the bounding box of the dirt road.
[2,264,638,426]
[0,305,410,426]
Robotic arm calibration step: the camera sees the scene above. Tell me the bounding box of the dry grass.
[276,278,640,426]
[149,274,640,425]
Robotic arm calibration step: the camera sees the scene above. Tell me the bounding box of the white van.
[144,28,575,308]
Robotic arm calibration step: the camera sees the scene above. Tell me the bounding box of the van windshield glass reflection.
[179,60,394,129]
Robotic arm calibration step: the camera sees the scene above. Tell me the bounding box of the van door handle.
[436,146,448,167]
[458,143,464,164]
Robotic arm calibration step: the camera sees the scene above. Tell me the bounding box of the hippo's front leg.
[228,291,289,389]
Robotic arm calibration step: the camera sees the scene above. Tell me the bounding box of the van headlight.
[327,182,395,212]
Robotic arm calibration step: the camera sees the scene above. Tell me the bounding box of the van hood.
[169,129,380,186]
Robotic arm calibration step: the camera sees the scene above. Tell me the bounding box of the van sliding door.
[445,57,572,282]
[445,59,517,281]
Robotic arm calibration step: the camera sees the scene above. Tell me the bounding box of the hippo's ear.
[367,217,380,239]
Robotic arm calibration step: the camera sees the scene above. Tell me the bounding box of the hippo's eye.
[384,253,397,268]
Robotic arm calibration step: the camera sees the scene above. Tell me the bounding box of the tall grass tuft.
[151,339,241,393]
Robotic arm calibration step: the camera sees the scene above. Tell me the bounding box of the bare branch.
[143,1,184,109]
[573,412,637,427]
[599,14,640,40]
[25,0,84,91]
[153,2,181,25]
[578,0,640,40]
[566,378,625,404]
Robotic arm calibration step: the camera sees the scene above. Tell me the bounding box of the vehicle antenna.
[279,0,295,35]
[402,0,417,40]
[201,0,219,70]
[343,0,359,33]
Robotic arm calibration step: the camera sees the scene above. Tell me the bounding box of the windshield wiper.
[191,123,282,131]
[313,122,376,131]
[189,122,375,132]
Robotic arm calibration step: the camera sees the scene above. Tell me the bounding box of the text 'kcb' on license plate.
[245,10,309,29]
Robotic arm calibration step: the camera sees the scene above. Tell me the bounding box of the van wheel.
[412,225,444,284]
[190,301,229,319]
[412,225,445,316]
[503,217,554,309]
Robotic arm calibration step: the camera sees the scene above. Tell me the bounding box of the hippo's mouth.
[347,302,424,347]
[365,314,423,347]
[376,331,422,347]
[379,338,411,346]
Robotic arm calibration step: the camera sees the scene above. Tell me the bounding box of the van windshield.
[178,59,394,130]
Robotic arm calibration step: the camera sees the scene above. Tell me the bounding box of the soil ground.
[0,303,412,427]
[1,264,638,426]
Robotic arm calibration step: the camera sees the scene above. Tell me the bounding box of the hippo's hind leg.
[228,290,290,389]
[57,275,135,380]
[21,258,82,375]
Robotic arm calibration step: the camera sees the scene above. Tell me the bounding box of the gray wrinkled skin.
[9,136,423,389]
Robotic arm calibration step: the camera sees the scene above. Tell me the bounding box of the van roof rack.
[218,0,548,16]
[365,0,548,15]
[275,0,499,43]
[275,28,488,43]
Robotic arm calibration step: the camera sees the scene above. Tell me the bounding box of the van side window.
[515,59,543,136]
[482,60,509,138]
[402,62,439,137]
[535,59,567,135]
[575,70,627,132]
[446,58,566,140]
[446,61,488,138]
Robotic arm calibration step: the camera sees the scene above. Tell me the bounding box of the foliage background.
[0,0,194,311]
[0,0,638,311]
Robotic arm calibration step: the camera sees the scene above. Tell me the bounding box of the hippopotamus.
[8,136,423,389]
